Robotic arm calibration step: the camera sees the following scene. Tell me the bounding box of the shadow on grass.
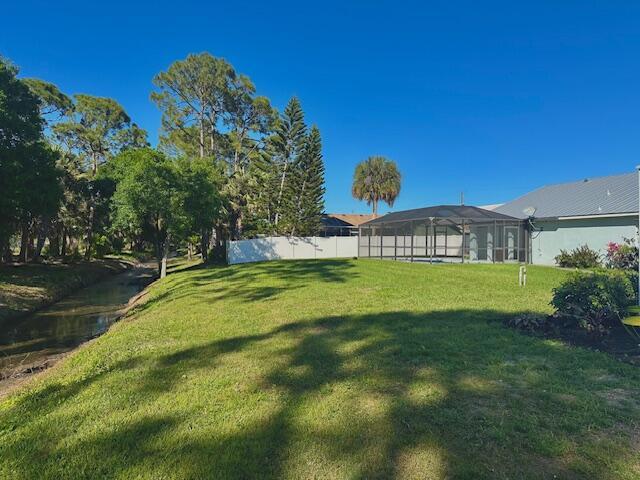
[132,259,359,315]
[2,308,640,478]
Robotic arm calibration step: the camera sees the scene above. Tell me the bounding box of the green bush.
[92,235,110,259]
[554,245,601,268]
[551,270,634,337]
[504,313,550,332]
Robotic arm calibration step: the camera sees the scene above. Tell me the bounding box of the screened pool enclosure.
[358,205,529,263]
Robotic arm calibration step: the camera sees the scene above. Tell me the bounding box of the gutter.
[556,212,637,221]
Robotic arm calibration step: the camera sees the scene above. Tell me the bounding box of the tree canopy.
[0,51,327,269]
[352,156,401,215]
[53,94,148,175]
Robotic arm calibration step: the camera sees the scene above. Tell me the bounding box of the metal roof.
[362,205,520,225]
[494,172,638,219]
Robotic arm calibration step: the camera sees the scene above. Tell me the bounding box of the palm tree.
[352,156,401,216]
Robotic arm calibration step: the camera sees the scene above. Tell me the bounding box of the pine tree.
[286,126,325,236]
[270,97,306,231]
[248,137,279,234]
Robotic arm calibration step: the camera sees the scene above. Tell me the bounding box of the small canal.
[0,265,156,379]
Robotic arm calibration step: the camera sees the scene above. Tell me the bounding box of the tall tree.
[0,58,62,262]
[23,78,73,120]
[175,157,224,261]
[52,94,147,258]
[225,75,275,173]
[225,83,275,238]
[152,53,236,159]
[352,156,401,215]
[110,149,184,278]
[270,97,306,228]
[283,126,325,236]
[53,94,148,175]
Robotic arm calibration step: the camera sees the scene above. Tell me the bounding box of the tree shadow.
[3,309,640,478]
[131,259,358,316]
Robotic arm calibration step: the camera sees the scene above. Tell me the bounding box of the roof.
[494,172,638,219]
[362,205,519,226]
[478,203,503,211]
[324,213,377,227]
[320,215,353,228]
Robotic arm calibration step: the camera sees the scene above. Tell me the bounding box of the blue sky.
[3,1,640,214]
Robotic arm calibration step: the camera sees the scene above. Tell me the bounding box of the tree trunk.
[61,227,67,257]
[0,237,12,263]
[210,226,217,251]
[233,140,241,173]
[33,218,49,261]
[92,152,98,176]
[160,238,169,279]
[84,205,94,261]
[291,179,307,237]
[372,200,378,217]
[34,232,46,261]
[199,111,205,158]
[275,160,290,226]
[49,224,60,258]
[200,229,209,262]
[19,223,30,263]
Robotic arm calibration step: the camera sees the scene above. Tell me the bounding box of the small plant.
[554,245,601,268]
[504,313,549,332]
[605,237,638,271]
[551,270,634,337]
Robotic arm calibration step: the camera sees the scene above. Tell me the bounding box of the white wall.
[227,236,359,265]
[531,216,637,265]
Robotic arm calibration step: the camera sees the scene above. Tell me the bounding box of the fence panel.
[228,236,359,265]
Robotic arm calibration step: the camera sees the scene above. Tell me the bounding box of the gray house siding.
[530,215,637,265]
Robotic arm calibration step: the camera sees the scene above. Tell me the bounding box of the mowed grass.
[1,259,640,479]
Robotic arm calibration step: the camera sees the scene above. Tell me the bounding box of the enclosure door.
[475,226,488,261]
[505,226,519,261]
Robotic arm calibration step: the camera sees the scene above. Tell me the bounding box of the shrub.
[550,270,634,337]
[554,245,601,268]
[504,313,550,332]
[605,237,638,271]
[92,235,110,259]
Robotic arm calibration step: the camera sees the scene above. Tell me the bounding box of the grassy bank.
[0,259,131,324]
[1,259,639,479]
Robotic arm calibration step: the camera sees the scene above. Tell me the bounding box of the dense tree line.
[0,53,326,274]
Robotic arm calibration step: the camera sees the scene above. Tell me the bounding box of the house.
[356,171,639,266]
[320,213,377,236]
[494,172,638,265]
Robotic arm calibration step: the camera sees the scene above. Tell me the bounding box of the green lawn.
[1,259,639,479]
[0,259,129,324]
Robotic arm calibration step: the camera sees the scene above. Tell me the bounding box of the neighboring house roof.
[362,205,519,225]
[494,172,638,219]
[324,213,377,227]
[320,215,353,228]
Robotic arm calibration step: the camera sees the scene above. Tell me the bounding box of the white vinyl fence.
[227,236,359,265]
